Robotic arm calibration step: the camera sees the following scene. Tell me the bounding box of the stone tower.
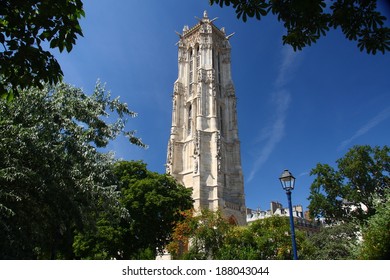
[166,11,246,225]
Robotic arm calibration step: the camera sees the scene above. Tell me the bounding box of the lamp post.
[279,169,298,260]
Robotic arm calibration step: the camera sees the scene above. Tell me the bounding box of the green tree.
[0,82,143,259]
[216,225,259,259]
[358,190,390,259]
[218,216,311,260]
[209,0,390,54]
[308,145,389,224]
[73,161,193,260]
[168,209,233,260]
[169,211,311,260]
[0,0,85,99]
[306,222,359,259]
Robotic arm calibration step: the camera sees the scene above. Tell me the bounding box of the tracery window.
[196,45,200,69]
[217,52,222,96]
[189,48,193,95]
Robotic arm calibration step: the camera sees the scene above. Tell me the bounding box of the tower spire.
[167,12,246,225]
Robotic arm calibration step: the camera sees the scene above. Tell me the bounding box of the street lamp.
[279,169,298,260]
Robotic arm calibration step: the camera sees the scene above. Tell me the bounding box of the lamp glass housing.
[279,169,295,191]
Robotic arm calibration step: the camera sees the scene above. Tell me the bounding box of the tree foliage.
[168,209,231,260]
[358,190,390,259]
[308,145,389,224]
[0,82,143,259]
[73,161,194,260]
[220,216,311,260]
[169,211,311,260]
[168,209,232,260]
[209,0,390,54]
[306,222,359,259]
[0,0,85,99]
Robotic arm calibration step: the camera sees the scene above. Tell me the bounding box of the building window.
[196,45,200,69]
[217,53,222,96]
[189,48,194,95]
[217,53,221,81]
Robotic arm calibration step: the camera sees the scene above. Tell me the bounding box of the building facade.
[247,202,320,235]
[166,11,246,225]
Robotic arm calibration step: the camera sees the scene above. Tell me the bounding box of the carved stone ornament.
[174,81,182,94]
[178,55,186,63]
[167,140,173,162]
[166,139,174,174]
[197,84,202,97]
[165,163,171,175]
[200,24,206,34]
[172,95,176,111]
[170,126,177,134]
[185,32,201,48]
[198,69,206,83]
[204,43,213,50]
[206,69,215,84]
[191,85,196,96]
[194,130,200,154]
[216,132,222,172]
[212,84,217,97]
[226,83,235,96]
[183,95,187,104]
[193,156,198,174]
[222,53,231,64]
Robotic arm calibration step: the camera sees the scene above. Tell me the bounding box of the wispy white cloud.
[274,47,298,89]
[338,106,390,150]
[247,90,291,182]
[298,171,309,177]
[247,47,300,182]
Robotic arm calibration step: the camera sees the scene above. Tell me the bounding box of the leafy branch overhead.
[0,0,85,99]
[209,0,390,54]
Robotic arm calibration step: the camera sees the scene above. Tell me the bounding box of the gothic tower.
[166,11,246,225]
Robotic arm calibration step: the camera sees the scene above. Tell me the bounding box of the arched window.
[189,48,194,95]
[196,45,200,69]
[217,52,222,96]
[228,215,238,225]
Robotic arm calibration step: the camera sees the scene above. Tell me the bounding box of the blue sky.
[54,1,390,212]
